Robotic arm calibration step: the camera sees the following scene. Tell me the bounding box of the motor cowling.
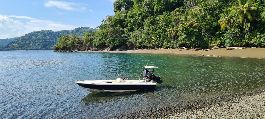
[148,75,162,84]
[152,76,162,84]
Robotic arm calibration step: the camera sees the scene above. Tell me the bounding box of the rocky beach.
[112,89,265,119]
[168,91,265,119]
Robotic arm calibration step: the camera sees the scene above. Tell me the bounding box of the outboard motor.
[149,75,163,84]
[142,66,162,84]
[153,76,163,84]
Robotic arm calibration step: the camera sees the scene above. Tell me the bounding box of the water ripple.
[0,51,264,118]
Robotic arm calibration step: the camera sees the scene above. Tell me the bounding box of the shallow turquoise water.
[0,50,264,118]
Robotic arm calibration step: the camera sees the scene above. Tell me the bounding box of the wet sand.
[105,48,265,59]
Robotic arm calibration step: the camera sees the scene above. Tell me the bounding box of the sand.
[104,48,265,59]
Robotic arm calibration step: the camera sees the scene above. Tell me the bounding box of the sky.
[0,0,115,39]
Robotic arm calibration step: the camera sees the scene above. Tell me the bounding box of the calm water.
[0,50,265,118]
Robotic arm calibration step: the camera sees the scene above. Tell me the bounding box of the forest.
[1,27,94,50]
[55,0,265,51]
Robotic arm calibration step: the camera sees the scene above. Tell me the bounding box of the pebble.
[111,90,265,119]
[169,91,265,119]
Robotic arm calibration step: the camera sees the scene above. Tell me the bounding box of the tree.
[54,0,265,51]
[218,0,261,46]
[83,32,95,50]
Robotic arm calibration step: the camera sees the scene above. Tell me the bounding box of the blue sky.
[0,0,115,39]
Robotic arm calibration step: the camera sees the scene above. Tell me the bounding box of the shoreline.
[114,89,265,118]
[77,48,265,59]
[168,90,265,118]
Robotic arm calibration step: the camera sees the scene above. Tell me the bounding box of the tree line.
[55,0,265,51]
[1,27,94,50]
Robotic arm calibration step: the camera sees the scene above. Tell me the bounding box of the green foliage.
[6,30,58,50]
[251,33,265,47]
[83,32,95,50]
[55,0,265,51]
[218,0,264,47]
[221,28,242,47]
[3,27,94,50]
[54,35,83,51]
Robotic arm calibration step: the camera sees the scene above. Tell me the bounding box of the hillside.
[1,27,94,50]
[0,38,15,49]
[55,0,265,52]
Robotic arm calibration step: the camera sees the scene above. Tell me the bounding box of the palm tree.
[236,0,258,32]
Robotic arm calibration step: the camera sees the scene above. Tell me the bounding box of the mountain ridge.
[0,27,95,50]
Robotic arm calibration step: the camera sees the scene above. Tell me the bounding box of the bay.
[0,50,264,118]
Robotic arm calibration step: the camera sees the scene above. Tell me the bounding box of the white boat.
[76,66,162,92]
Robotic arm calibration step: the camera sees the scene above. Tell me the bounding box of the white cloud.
[108,0,115,3]
[44,0,87,11]
[0,14,76,39]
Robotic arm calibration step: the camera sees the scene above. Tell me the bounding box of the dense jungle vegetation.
[55,0,265,51]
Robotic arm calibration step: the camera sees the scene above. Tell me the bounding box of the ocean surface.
[0,50,265,118]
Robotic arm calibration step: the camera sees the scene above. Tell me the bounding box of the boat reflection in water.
[81,90,154,104]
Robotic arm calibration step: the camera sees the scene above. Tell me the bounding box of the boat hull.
[76,80,156,92]
[77,83,156,91]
